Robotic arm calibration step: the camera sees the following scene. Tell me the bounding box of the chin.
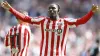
[50,16,57,20]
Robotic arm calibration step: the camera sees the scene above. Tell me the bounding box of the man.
[90,39,100,56]
[4,11,31,56]
[1,1,98,56]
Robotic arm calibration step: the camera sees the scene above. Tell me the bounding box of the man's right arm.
[1,1,44,24]
[9,8,39,24]
[10,7,45,24]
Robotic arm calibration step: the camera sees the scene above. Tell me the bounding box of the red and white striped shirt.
[9,8,94,56]
[5,24,31,56]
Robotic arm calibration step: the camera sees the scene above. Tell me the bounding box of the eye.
[49,7,56,10]
[52,7,56,9]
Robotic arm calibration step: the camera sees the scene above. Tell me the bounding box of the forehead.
[49,4,58,8]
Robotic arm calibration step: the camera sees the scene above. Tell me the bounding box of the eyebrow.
[49,6,56,9]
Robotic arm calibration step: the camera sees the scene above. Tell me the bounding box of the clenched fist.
[91,4,99,13]
[1,1,12,10]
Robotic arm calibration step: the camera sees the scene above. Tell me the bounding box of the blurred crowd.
[0,0,100,56]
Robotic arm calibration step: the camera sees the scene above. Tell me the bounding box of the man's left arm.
[68,4,98,27]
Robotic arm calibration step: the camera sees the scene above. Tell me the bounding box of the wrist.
[9,7,13,11]
[91,9,95,13]
[91,10,95,13]
[8,6,12,10]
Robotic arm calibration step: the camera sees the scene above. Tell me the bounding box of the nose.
[48,9,53,13]
[49,9,53,12]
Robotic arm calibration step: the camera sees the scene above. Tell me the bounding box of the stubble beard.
[49,12,59,20]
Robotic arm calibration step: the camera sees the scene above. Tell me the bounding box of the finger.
[4,1,8,3]
[1,2,5,6]
[5,1,8,4]
[95,6,98,9]
[2,3,6,7]
[97,7,99,10]
[1,2,8,7]
[5,1,7,3]
[97,6,98,8]
[6,1,9,4]
[3,2,7,6]
[93,4,94,6]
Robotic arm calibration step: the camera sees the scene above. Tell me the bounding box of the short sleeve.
[64,18,78,28]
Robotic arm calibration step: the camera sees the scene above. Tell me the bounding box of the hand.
[91,4,99,13]
[1,1,12,10]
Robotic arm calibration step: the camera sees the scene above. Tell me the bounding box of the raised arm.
[67,4,98,27]
[1,1,44,24]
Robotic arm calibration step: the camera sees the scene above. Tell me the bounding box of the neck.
[56,15,59,20]
[19,22,28,25]
[50,14,60,20]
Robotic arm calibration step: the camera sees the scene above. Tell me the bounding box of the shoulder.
[24,26,31,33]
[31,16,46,22]
[32,16,46,19]
[7,26,17,34]
[63,17,77,22]
[21,24,31,31]
[9,26,16,30]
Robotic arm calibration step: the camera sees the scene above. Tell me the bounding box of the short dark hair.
[49,3,60,12]
[56,4,60,12]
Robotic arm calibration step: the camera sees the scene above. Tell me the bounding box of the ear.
[57,10,60,14]
[57,4,60,12]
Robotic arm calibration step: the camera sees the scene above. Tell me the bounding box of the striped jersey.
[4,24,31,56]
[9,7,94,56]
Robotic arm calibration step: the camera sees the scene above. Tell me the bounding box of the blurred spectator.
[90,39,100,56]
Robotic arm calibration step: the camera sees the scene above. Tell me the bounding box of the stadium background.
[0,0,100,56]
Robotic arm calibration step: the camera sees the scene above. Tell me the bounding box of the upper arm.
[28,16,45,24]
[9,8,45,25]
[65,10,94,28]
[16,16,44,25]
[65,18,78,28]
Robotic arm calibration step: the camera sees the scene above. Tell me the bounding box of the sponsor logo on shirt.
[45,29,62,35]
